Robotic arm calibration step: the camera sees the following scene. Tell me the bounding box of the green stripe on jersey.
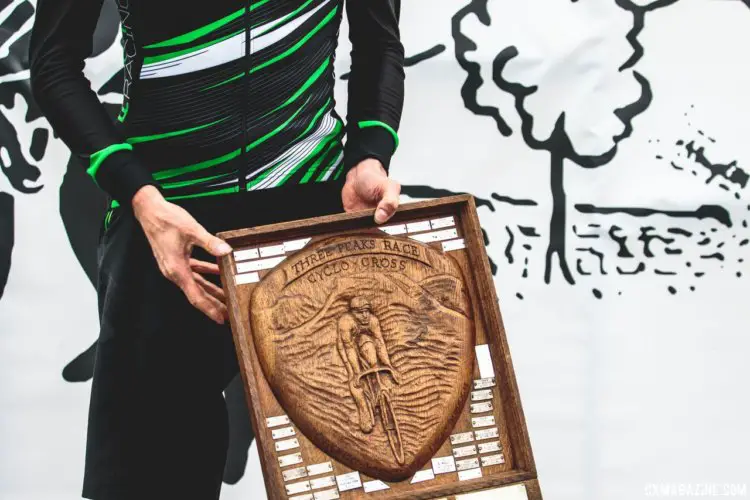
[153,149,242,181]
[127,117,227,145]
[143,29,242,65]
[266,58,330,116]
[165,185,239,201]
[161,172,232,190]
[358,120,400,150]
[254,0,317,35]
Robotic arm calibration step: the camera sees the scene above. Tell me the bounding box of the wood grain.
[218,195,542,499]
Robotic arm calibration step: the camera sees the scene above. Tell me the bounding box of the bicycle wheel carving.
[250,233,475,481]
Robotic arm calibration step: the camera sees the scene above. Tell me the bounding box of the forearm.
[345,0,405,174]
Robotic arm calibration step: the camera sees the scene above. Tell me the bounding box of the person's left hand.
[341,158,401,224]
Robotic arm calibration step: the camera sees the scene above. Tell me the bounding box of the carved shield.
[250,233,475,481]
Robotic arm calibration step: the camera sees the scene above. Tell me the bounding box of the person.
[28,0,404,498]
[337,296,399,433]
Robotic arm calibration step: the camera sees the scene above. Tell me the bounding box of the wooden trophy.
[218,195,542,500]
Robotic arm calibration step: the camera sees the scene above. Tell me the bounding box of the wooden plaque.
[218,195,542,500]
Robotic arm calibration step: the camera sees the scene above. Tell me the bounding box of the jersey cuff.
[87,144,158,204]
[344,124,398,174]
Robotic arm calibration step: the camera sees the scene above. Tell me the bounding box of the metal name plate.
[473,377,496,390]
[481,453,506,467]
[450,431,475,445]
[458,467,483,481]
[431,456,457,474]
[455,457,480,471]
[471,389,493,402]
[266,415,290,428]
[285,480,312,495]
[309,476,336,490]
[410,469,435,484]
[472,415,496,428]
[474,427,500,441]
[275,437,300,452]
[452,444,477,458]
[306,462,333,477]
[283,466,308,482]
[478,441,502,454]
[313,489,340,500]
[335,472,362,492]
[363,480,390,493]
[272,426,296,440]
[471,401,493,414]
[278,452,303,468]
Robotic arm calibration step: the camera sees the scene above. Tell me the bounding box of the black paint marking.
[700,253,725,261]
[592,289,602,300]
[30,128,48,162]
[504,227,514,264]
[491,193,538,206]
[668,228,692,237]
[0,193,13,299]
[576,204,732,227]
[697,237,711,246]
[517,225,540,237]
[516,293,524,300]
[340,44,446,80]
[695,272,705,277]
[523,244,531,250]
[609,226,634,258]
[655,269,677,276]
[573,225,599,239]
[618,263,646,275]
[740,239,749,246]
[664,248,682,255]
[576,259,590,276]
[690,286,695,291]
[668,286,677,295]
[576,247,606,275]
[639,227,674,258]
[683,140,747,189]
[453,4,513,136]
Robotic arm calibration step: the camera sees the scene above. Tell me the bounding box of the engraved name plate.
[450,431,475,445]
[410,469,435,484]
[289,494,313,500]
[472,416,496,428]
[313,489,340,500]
[473,377,496,390]
[335,472,362,492]
[275,437,300,452]
[471,401,493,414]
[285,480,312,496]
[478,441,502,454]
[455,458,480,471]
[306,462,333,477]
[309,476,336,490]
[452,444,477,458]
[272,426,295,440]
[266,415,290,428]
[458,468,483,481]
[431,456,457,474]
[278,453,303,468]
[363,480,390,493]
[474,427,500,441]
[481,454,506,467]
[471,389,493,402]
[283,466,308,482]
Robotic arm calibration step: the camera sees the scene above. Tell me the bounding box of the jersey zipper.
[239,0,251,192]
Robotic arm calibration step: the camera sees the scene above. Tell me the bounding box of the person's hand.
[131,186,232,324]
[341,158,400,224]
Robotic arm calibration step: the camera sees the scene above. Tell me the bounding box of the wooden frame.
[218,195,542,500]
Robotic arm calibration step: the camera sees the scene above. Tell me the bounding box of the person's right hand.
[131,185,233,324]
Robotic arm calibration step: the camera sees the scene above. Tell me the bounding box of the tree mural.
[454,0,684,284]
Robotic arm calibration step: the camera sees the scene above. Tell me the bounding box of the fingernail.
[375,208,389,224]
[217,242,232,255]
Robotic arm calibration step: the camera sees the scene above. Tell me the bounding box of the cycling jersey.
[29,0,404,206]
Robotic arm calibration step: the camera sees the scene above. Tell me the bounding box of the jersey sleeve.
[343,0,405,175]
[29,0,157,205]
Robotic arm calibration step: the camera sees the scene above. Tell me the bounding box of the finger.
[191,225,233,258]
[190,258,220,275]
[374,179,401,224]
[193,272,226,303]
[181,274,227,324]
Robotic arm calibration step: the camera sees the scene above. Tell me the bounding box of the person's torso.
[114,0,346,202]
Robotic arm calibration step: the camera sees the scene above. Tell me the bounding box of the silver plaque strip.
[363,480,390,493]
[275,437,299,452]
[442,238,466,252]
[406,221,431,233]
[236,255,285,273]
[478,441,502,454]
[409,228,459,243]
[335,472,362,492]
[289,494,313,500]
[458,467,483,481]
[380,224,407,235]
[259,243,285,258]
[471,389,493,402]
[306,462,333,477]
[471,401,493,414]
[285,480,311,495]
[455,457,480,471]
[410,469,435,484]
[472,415,496,428]
[450,431,474,445]
[481,453,506,467]
[474,427,500,441]
[283,238,312,252]
[452,444,477,458]
[283,466,308,482]
[278,452,303,468]
[313,488,340,500]
[473,377,496,390]
[431,456,457,474]
[272,426,295,440]
[233,248,259,261]
[266,415,290,428]
[430,216,456,229]
[309,476,336,490]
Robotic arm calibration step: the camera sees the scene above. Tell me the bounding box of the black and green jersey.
[29,0,404,205]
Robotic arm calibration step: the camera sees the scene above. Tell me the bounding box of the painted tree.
[454,0,680,283]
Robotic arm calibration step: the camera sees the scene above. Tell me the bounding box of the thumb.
[193,226,233,257]
[374,178,401,224]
